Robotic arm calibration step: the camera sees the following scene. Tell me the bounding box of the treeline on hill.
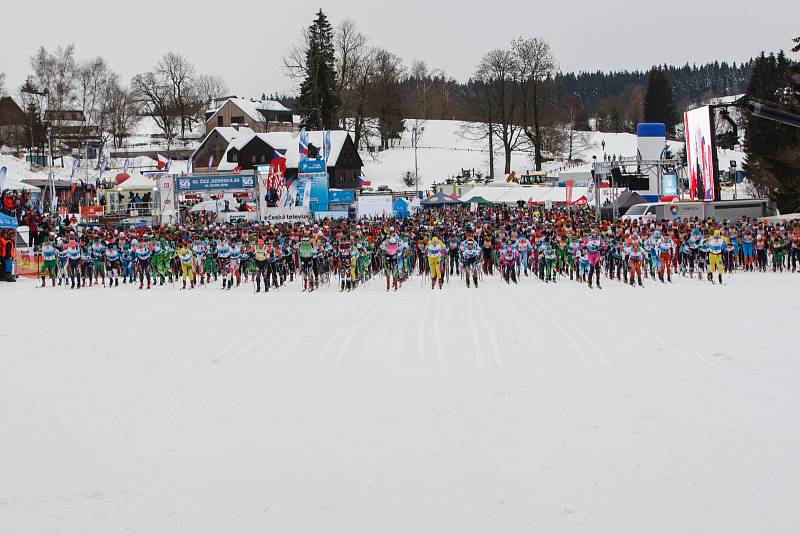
[285,10,753,176]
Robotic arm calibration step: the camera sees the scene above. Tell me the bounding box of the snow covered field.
[2,272,799,533]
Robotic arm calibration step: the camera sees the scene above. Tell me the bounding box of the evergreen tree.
[643,67,679,134]
[743,49,800,213]
[296,10,339,130]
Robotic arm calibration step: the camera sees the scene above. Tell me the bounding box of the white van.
[622,199,775,223]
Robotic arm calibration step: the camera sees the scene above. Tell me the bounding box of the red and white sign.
[80,205,104,219]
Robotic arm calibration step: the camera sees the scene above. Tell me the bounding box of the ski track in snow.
[314,296,373,368]
[226,303,314,366]
[513,288,592,366]
[335,291,389,365]
[465,290,485,370]
[417,291,432,366]
[530,286,612,366]
[433,290,445,367]
[475,289,504,368]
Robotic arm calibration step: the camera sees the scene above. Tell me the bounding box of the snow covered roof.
[206,98,291,124]
[216,132,295,172]
[215,126,256,142]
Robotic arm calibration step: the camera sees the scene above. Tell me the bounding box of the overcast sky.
[2,0,796,98]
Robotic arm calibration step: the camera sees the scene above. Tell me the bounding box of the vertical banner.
[0,166,6,191]
[323,130,332,163]
[565,179,574,204]
[157,175,176,223]
[299,128,309,161]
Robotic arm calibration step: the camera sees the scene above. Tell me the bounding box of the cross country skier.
[498,240,519,284]
[40,237,57,287]
[298,236,318,291]
[106,243,122,287]
[382,236,402,291]
[135,236,153,289]
[177,241,195,289]
[67,240,82,289]
[460,234,481,288]
[585,229,603,289]
[706,230,725,284]
[628,241,645,287]
[426,236,445,289]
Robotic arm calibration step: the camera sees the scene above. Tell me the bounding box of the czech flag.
[358,176,371,187]
[157,154,170,170]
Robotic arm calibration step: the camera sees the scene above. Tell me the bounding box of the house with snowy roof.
[190,126,256,173]
[216,130,363,189]
[204,97,295,134]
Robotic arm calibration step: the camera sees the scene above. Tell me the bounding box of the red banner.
[565,180,574,204]
[80,205,104,219]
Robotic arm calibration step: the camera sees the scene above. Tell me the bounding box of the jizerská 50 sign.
[176,174,256,191]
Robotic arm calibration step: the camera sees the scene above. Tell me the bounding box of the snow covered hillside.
[360,119,746,191]
[1,273,799,533]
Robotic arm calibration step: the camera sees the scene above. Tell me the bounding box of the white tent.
[117,172,156,191]
[2,177,40,192]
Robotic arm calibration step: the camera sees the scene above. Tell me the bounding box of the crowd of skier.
[32,207,800,292]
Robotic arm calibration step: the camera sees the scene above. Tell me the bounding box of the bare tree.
[409,60,444,119]
[30,44,78,112]
[187,73,228,129]
[75,56,113,165]
[334,19,368,127]
[157,52,196,139]
[512,37,557,171]
[281,28,311,84]
[105,82,139,149]
[131,70,177,151]
[473,48,523,175]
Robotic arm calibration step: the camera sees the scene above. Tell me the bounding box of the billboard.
[175,174,255,192]
[684,107,717,201]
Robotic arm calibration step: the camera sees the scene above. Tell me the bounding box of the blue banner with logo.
[328,189,354,204]
[298,159,327,174]
[176,174,256,192]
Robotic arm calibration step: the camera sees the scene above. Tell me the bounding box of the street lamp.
[412,123,424,198]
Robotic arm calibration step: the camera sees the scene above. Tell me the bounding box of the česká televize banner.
[260,207,313,224]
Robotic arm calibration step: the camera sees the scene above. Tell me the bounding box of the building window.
[231,116,245,124]
[250,155,257,163]
[217,116,223,126]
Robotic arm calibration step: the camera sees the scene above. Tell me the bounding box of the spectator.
[0,228,16,282]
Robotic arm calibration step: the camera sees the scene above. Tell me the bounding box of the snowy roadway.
[1,273,799,533]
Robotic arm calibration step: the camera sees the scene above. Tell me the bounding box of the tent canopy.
[421,192,462,206]
[462,195,492,206]
[612,190,647,210]
[116,172,155,191]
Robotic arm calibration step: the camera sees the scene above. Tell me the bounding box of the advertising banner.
[298,159,327,174]
[329,189,355,204]
[176,174,256,192]
[357,195,393,218]
[157,175,175,218]
[684,106,716,201]
[662,174,678,197]
[80,205,104,219]
[261,207,313,224]
[218,212,259,224]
